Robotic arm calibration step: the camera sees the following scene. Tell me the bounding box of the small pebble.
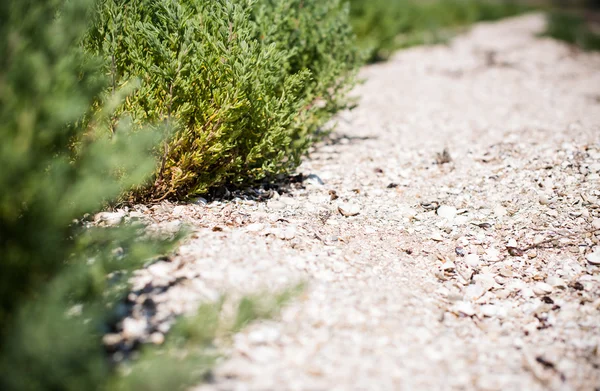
[481,304,497,317]
[533,282,554,295]
[464,284,485,301]
[546,275,566,288]
[473,273,496,291]
[94,211,124,226]
[147,262,173,280]
[268,200,286,210]
[430,232,444,242]
[450,301,475,317]
[192,197,208,205]
[521,287,535,298]
[437,205,457,220]
[122,318,146,340]
[456,263,473,283]
[103,333,122,347]
[465,254,480,268]
[589,163,600,173]
[494,205,508,217]
[338,202,360,217]
[172,205,186,216]
[278,227,296,240]
[246,223,265,233]
[305,174,325,185]
[484,247,501,262]
[149,332,165,345]
[586,249,600,265]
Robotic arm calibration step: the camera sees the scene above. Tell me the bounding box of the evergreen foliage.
[0,0,163,340]
[0,0,297,390]
[85,0,361,200]
[349,0,532,62]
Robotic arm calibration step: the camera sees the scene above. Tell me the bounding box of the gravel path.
[107,14,600,391]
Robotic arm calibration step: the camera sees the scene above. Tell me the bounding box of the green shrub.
[349,0,531,62]
[0,0,162,337]
[544,11,600,50]
[85,0,361,200]
[0,0,297,389]
[0,0,171,387]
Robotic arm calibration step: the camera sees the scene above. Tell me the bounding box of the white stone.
[450,301,475,316]
[484,247,501,262]
[94,211,124,226]
[586,249,600,265]
[305,173,325,185]
[494,205,508,217]
[465,254,480,268]
[437,205,457,220]
[430,232,444,242]
[456,263,473,283]
[191,197,208,205]
[533,282,553,295]
[280,196,298,206]
[589,163,600,173]
[521,287,535,298]
[147,261,172,279]
[163,220,182,233]
[122,318,146,340]
[441,261,456,271]
[268,200,286,210]
[248,327,281,344]
[278,226,296,240]
[473,273,496,291]
[546,275,566,288]
[172,205,186,216]
[338,202,360,217]
[401,207,418,219]
[248,346,279,363]
[464,284,485,301]
[149,332,165,345]
[481,304,498,317]
[246,223,265,233]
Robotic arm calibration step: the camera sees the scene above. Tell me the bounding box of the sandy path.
[116,14,600,391]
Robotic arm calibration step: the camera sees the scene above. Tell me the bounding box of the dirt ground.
[106,14,600,391]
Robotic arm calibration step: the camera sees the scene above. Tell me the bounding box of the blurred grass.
[350,0,535,62]
[109,284,305,391]
[544,10,600,50]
